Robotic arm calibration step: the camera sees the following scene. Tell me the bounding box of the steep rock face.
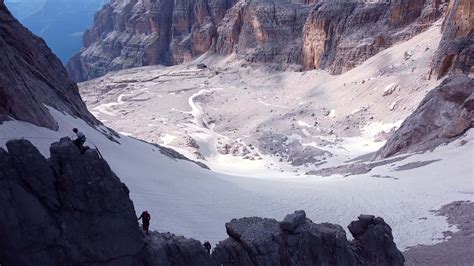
[0,3,97,130]
[212,0,313,68]
[301,0,445,74]
[66,0,236,82]
[68,0,446,81]
[374,75,473,159]
[432,0,473,78]
[0,138,145,265]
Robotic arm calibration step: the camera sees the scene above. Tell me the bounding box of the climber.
[203,241,212,254]
[72,128,86,152]
[138,210,151,235]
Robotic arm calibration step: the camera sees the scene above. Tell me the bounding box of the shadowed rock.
[0,2,98,129]
[0,138,145,265]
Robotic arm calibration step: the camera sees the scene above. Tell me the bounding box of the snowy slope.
[1,108,473,250]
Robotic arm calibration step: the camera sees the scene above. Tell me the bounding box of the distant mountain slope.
[0,1,98,130]
[4,0,106,63]
[67,0,445,81]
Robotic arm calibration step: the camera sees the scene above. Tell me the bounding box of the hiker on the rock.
[138,211,151,235]
[72,128,86,151]
[203,241,211,254]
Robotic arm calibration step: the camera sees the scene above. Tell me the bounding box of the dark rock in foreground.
[0,138,145,265]
[0,139,405,265]
[212,211,404,265]
[375,74,473,159]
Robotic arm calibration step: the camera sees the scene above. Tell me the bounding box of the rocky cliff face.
[0,2,97,130]
[67,0,446,81]
[431,0,473,78]
[301,0,445,73]
[0,139,404,265]
[375,74,473,159]
[66,0,236,82]
[212,0,313,69]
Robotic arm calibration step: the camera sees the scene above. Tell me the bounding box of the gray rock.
[280,210,306,232]
[374,74,473,159]
[213,212,404,266]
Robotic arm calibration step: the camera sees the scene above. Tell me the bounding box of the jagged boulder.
[375,74,474,159]
[349,215,405,266]
[0,138,145,265]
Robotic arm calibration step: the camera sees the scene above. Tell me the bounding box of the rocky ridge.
[67,0,446,81]
[0,138,405,265]
[0,2,97,130]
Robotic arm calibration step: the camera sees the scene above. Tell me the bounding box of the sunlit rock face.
[67,0,447,81]
[66,0,236,82]
[301,0,445,74]
[431,0,473,78]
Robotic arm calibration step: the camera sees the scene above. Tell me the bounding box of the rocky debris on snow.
[404,201,474,265]
[394,160,441,171]
[258,133,330,166]
[306,163,373,177]
[0,2,98,130]
[374,74,474,159]
[382,83,398,96]
[212,210,404,265]
[0,138,145,265]
[432,0,473,78]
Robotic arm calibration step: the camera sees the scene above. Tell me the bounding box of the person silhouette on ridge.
[138,210,151,235]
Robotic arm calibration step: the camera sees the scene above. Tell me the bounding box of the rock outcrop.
[301,0,445,74]
[0,2,97,130]
[431,0,473,78]
[374,74,473,159]
[0,139,405,265]
[66,0,236,82]
[212,211,405,265]
[67,0,446,81]
[0,138,145,265]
